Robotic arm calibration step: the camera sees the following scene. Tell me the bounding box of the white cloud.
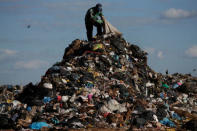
[161,8,197,19]
[15,60,49,69]
[185,45,197,58]
[0,49,17,60]
[0,49,17,55]
[157,51,163,59]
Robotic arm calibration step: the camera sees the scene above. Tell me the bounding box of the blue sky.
[0,0,197,85]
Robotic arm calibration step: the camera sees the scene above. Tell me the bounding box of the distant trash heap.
[0,36,197,130]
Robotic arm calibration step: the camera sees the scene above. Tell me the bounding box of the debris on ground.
[0,36,197,130]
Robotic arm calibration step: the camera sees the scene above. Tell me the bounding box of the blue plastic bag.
[85,82,94,88]
[51,117,59,124]
[160,117,175,127]
[173,84,179,89]
[160,93,164,99]
[172,113,181,120]
[43,97,52,104]
[29,122,50,130]
[26,106,32,112]
[113,55,119,61]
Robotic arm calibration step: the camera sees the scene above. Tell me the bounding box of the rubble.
[0,36,197,130]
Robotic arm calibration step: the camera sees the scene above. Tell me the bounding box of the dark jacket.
[85,6,103,24]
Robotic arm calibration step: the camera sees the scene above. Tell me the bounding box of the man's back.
[85,6,102,24]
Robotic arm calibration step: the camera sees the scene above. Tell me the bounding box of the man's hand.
[97,19,103,24]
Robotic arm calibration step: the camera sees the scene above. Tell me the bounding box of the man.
[85,3,104,41]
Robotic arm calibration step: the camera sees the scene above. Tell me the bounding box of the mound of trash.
[0,36,197,130]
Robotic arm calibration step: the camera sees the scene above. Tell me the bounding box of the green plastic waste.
[162,83,169,88]
[93,44,103,51]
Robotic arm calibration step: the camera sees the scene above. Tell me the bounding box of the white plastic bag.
[102,16,122,37]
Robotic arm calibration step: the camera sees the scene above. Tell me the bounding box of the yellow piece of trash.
[87,124,93,128]
[8,106,12,111]
[94,72,100,77]
[93,44,103,51]
[87,67,93,72]
[166,128,176,131]
[7,99,12,103]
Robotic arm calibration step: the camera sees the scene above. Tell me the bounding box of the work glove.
[97,19,103,24]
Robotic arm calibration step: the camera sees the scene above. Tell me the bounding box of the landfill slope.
[0,36,197,130]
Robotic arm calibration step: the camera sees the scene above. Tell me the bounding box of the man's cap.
[96,3,102,7]
[96,3,102,12]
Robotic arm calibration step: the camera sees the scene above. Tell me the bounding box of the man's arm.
[98,12,104,24]
[89,9,103,24]
[89,9,98,23]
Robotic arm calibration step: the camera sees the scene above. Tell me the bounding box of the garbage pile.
[0,36,197,130]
